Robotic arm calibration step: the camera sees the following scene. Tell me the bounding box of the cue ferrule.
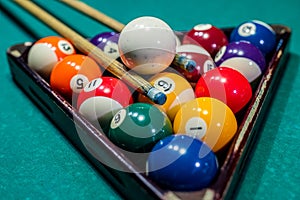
[173,54,197,72]
[147,88,167,105]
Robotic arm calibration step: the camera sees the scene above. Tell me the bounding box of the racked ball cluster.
[26,16,277,191]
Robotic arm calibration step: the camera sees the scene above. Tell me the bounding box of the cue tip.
[147,88,166,105]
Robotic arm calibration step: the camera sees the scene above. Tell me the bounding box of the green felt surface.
[0,0,299,199]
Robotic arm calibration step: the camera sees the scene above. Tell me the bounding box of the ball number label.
[185,117,207,139]
[238,23,256,37]
[214,46,227,63]
[154,77,175,94]
[58,40,75,55]
[70,74,89,93]
[103,42,119,59]
[203,60,216,73]
[110,109,126,129]
[84,78,103,92]
[194,24,212,31]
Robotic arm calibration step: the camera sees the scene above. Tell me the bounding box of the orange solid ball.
[50,54,102,101]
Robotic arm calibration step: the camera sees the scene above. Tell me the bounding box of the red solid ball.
[195,67,252,114]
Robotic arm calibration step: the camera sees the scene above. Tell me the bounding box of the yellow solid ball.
[173,97,237,152]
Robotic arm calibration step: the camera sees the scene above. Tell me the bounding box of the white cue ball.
[118,16,177,75]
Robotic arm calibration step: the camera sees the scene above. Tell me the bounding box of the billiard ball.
[50,54,102,101]
[230,20,277,55]
[173,97,237,152]
[89,31,120,59]
[214,41,266,83]
[27,36,76,78]
[77,77,133,132]
[182,24,228,57]
[173,44,216,83]
[138,72,195,121]
[195,67,252,114]
[147,134,218,191]
[118,16,177,75]
[107,102,173,153]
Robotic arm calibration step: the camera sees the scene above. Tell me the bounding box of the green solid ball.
[107,103,173,153]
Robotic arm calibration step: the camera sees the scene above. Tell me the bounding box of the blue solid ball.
[147,135,219,191]
[230,20,277,55]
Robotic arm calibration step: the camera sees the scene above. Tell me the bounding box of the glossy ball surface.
[195,67,252,114]
[138,72,195,121]
[183,24,228,57]
[89,31,120,59]
[50,54,102,100]
[108,103,173,152]
[147,135,218,191]
[27,36,76,78]
[173,97,237,152]
[214,41,266,82]
[174,44,216,83]
[77,77,133,132]
[230,20,276,55]
[118,16,177,75]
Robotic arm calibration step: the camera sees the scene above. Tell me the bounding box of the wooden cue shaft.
[61,0,125,32]
[13,0,166,104]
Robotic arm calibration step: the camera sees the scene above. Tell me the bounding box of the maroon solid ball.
[183,24,228,57]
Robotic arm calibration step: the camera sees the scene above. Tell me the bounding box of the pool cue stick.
[61,0,124,32]
[60,0,196,72]
[14,0,166,105]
